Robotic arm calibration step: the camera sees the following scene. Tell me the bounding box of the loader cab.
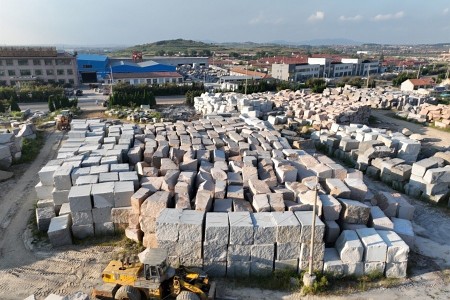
[140,248,175,284]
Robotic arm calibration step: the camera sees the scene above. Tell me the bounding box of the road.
[18,89,185,113]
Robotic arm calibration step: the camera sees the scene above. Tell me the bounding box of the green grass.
[73,231,145,256]
[13,130,45,164]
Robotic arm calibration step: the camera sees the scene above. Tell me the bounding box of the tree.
[148,91,156,108]
[48,96,55,112]
[9,96,20,112]
[392,72,416,86]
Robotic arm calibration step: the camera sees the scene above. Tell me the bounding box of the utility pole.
[303,185,319,287]
[245,61,248,95]
[417,64,421,79]
[366,64,370,88]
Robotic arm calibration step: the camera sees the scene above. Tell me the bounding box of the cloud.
[308,11,325,22]
[249,12,284,25]
[339,15,362,22]
[444,8,449,15]
[373,11,404,21]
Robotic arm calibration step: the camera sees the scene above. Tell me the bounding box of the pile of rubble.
[399,103,450,129]
[33,116,416,279]
[0,123,36,169]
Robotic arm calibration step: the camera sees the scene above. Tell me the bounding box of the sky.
[0,0,449,46]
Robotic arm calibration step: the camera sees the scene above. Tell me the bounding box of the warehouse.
[76,54,110,83]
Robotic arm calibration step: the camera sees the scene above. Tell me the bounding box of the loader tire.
[176,291,200,300]
[114,285,141,300]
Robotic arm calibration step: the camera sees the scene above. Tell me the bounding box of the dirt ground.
[0,113,449,299]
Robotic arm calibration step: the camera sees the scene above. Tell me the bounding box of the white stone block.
[356,228,387,262]
[228,211,254,245]
[335,230,364,263]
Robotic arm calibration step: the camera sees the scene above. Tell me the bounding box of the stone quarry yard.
[0,116,449,300]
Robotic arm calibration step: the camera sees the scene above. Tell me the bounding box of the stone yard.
[34,108,423,279]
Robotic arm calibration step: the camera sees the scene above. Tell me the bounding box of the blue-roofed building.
[76,54,109,83]
[110,59,176,73]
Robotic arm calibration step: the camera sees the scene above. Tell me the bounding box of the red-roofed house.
[401,78,435,91]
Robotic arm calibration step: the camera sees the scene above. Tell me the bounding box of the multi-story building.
[0,47,79,86]
[272,57,380,82]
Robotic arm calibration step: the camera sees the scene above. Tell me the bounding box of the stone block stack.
[0,123,36,169]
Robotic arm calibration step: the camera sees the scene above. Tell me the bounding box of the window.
[35,69,42,76]
[20,70,31,76]
[8,70,16,76]
[33,59,41,65]
[10,80,16,86]
[48,79,55,83]
[58,79,65,84]
[82,64,92,69]
[152,78,157,84]
[46,69,54,75]
[0,70,4,76]
[172,78,176,83]
[0,60,2,66]
[6,59,13,66]
[44,59,53,65]
[18,59,29,66]
[57,69,65,75]
[68,79,74,84]
[67,69,73,75]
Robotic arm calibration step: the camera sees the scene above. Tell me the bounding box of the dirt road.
[371,110,450,154]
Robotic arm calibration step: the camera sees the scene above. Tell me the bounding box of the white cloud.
[444,8,449,15]
[373,11,404,21]
[249,11,284,25]
[308,11,325,22]
[339,15,362,22]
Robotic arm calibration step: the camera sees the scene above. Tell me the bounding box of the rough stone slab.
[140,176,163,193]
[53,165,74,190]
[36,206,56,231]
[195,190,213,212]
[271,211,302,243]
[125,227,143,242]
[391,217,415,248]
[47,215,72,246]
[396,196,415,220]
[228,211,254,245]
[227,185,244,200]
[35,182,54,200]
[251,212,277,244]
[38,165,59,186]
[338,198,371,224]
[385,262,407,278]
[226,260,250,277]
[276,242,301,260]
[300,242,325,262]
[94,222,115,236]
[268,193,285,212]
[205,212,229,245]
[114,181,135,207]
[294,211,325,243]
[251,244,275,262]
[298,260,324,273]
[71,210,93,226]
[364,262,385,275]
[111,207,131,224]
[130,187,151,214]
[274,259,298,272]
[343,178,368,201]
[374,192,399,218]
[335,230,364,263]
[369,206,394,230]
[377,230,409,263]
[325,220,341,244]
[72,224,95,239]
[91,182,115,208]
[68,185,92,212]
[323,248,345,277]
[320,194,341,221]
[58,203,71,217]
[232,199,253,212]
[411,157,444,178]
[356,228,387,262]
[227,244,252,261]
[203,260,227,277]
[203,241,227,262]
[179,210,204,241]
[140,191,172,219]
[119,171,140,190]
[75,175,98,186]
[52,189,70,206]
[213,199,233,212]
[176,240,202,258]
[252,194,271,212]
[325,178,351,199]
[248,178,271,195]
[155,208,182,242]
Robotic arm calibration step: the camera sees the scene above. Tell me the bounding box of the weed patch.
[13,131,45,164]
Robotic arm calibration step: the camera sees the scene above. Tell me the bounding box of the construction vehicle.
[56,110,72,131]
[92,248,215,300]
